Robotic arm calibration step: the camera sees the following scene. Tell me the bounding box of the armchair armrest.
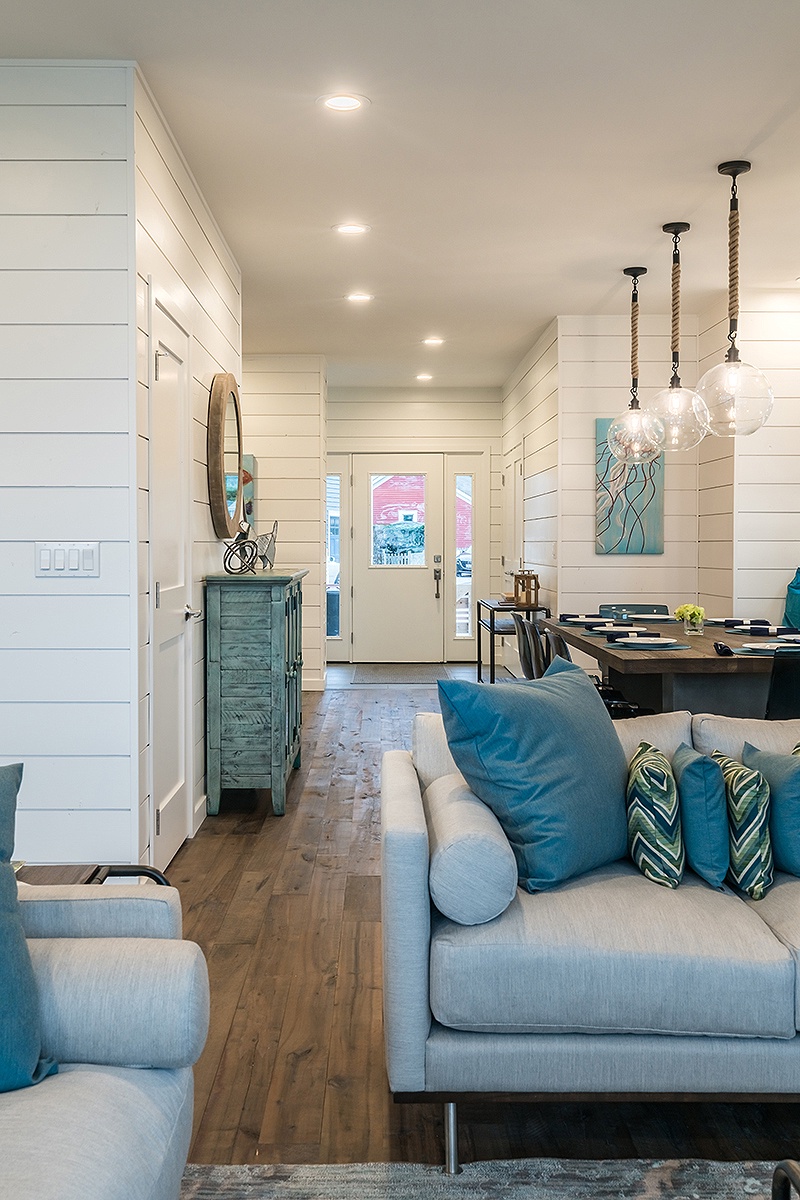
[380,750,432,1093]
[17,884,183,939]
[29,937,209,1069]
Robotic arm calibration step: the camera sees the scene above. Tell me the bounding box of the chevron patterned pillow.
[626,741,684,889]
[712,751,773,900]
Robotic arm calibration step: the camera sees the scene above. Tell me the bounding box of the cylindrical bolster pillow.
[28,937,209,1069]
[422,773,518,924]
[18,884,183,940]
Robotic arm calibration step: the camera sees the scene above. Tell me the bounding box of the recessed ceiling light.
[318,94,370,112]
[423,337,444,345]
[416,374,433,381]
[347,292,373,302]
[334,223,371,235]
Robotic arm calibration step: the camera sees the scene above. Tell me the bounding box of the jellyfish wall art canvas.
[595,418,664,555]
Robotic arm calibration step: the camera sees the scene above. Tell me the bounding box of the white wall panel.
[0,160,128,216]
[0,379,129,433]
[0,215,129,269]
[0,270,128,323]
[14,810,133,864]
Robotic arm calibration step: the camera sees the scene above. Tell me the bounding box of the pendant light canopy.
[643,223,706,453]
[693,161,773,437]
[607,268,664,463]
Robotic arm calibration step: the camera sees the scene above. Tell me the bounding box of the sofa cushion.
[692,714,800,761]
[422,773,517,925]
[626,742,684,889]
[0,763,57,1093]
[412,713,461,790]
[437,659,628,892]
[0,1062,192,1200]
[713,751,774,901]
[429,861,795,1038]
[672,743,729,889]
[744,872,800,1029]
[742,742,800,876]
[615,710,692,763]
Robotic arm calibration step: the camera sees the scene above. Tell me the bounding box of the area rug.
[181,1158,776,1198]
[351,663,452,685]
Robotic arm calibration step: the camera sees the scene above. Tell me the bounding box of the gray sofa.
[3,883,209,1200]
[381,709,800,1172]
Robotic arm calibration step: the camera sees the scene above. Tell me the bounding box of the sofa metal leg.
[443,1102,461,1175]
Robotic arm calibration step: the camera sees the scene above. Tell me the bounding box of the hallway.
[171,684,800,1166]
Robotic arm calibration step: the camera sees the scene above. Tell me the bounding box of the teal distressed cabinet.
[205,570,307,816]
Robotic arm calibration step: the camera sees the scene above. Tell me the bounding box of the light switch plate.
[35,541,100,578]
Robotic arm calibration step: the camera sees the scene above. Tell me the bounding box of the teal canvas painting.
[595,418,664,555]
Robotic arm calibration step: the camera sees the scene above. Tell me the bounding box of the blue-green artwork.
[595,419,664,555]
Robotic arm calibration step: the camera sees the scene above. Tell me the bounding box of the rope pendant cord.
[728,203,740,323]
[630,283,639,399]
[671,258,681,357]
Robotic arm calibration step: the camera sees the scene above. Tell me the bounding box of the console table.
[205,569,307,816]
[476,598,550,683]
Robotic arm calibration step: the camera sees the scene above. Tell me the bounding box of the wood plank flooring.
[170,684,800,1167]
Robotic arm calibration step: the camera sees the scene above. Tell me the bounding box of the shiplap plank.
[14,809,133,863]
[0,65,128,105]
[0,105,128,160]
[0,324,128,379]
[0,649,130,701]
[0,702,130,755]
[0,160,128,215]
[0,379,128,432]
[0,487,129,539]
[0,596,131,649]
[0,754,130,811]
[0,270,128,324]
[0,432,129,486]
[0,215,128,269]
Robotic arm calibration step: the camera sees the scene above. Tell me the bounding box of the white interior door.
[149,299,192,871]
[352,453,444,662]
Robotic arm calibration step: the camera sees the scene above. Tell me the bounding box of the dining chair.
[545,628,573,665]
[512,614,549,679]
[765,648,800,720]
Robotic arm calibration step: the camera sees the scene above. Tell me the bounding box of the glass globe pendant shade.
[643,385,706,452]
[606,406,664,464]
[692,359,773,437]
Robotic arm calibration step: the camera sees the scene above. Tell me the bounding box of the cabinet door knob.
[185,604,202,620]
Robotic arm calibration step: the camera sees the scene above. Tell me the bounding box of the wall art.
[595,418,664,555]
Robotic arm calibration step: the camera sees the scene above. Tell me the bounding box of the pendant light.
[643,223,705,452]
[693,161,773,437]
[607,268,664,463]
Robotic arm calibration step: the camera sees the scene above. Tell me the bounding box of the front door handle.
[433,568,442,599]
[184,604,202,620]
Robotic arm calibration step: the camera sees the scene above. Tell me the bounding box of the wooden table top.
[542,619,777,676]
[15,863,108,886]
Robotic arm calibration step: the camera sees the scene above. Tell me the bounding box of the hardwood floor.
[171,684,800,1167]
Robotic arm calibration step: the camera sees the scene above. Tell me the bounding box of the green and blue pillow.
[671,743,729,889]
[0,763,57,1092]
[712,750,773,900]
[437,658,628,892]
[626,741,684,888]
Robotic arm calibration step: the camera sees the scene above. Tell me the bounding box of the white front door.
[149,299,192,871]
[352,453,445,662]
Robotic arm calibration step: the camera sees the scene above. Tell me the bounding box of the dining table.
[541,617,785,718]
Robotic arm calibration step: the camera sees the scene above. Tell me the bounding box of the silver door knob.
[184,604,202,620]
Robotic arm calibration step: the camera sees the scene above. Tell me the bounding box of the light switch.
[35,542,101,579]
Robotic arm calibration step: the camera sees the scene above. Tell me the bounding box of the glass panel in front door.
[370,474,426,566]
[455,473,473,638]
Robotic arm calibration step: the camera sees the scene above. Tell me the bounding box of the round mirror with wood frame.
[207,372,244,539]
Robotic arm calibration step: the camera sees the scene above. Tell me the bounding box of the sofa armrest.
[380,750,432,1093]
[29,937,209,1069]
[17,884,183,939]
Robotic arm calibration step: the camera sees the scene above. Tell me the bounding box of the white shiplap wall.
[732,293,800,622]
[327,386,504,640]
[0,63,137,861]
[697,298,734,616]
[240,356,327,688]
[502,316,701,622]
[134,71,242,838]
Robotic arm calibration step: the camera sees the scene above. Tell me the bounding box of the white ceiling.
[6,0,800,387]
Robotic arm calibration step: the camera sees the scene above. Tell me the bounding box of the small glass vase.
[684,617,704,636]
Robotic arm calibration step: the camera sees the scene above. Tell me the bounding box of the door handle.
[184,604,202,620]
[433,568,442,599]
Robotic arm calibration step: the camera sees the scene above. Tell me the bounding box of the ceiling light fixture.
[416,374,433,381]
[423,337,444,345]
[642,222,705,453]
[334,223,370,235]
[346,292,373,303]
[693,161,773,437]
[318,94,369,112]
[607,267,664,464]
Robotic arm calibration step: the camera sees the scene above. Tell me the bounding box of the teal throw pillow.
[671,743,729,889]
[626,741,684,889]
[742,742,800,877]
[437,658,628,892]
[0,763,57,1092]
[712,751,773,900]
